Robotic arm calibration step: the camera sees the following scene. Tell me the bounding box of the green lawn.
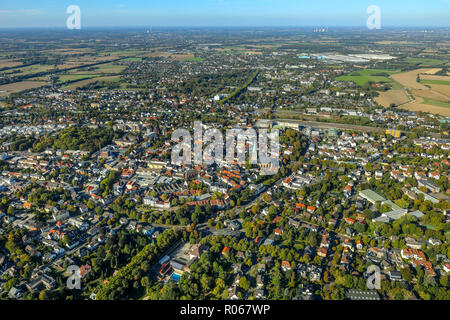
[104,49,144,55]
[60,75,121,89]
[183,57,204,62]
[336,69,400,87]
[405,57,447,66]
[421,97,450,109]
[85,63,127,74]
[122,57,143,62]
[57,74,103,84]
[4,64,55,76]
[421,79,450,86]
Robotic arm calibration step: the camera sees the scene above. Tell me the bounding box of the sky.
[0,0,449,28]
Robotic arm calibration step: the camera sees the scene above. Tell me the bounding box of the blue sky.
[0,0,449,28]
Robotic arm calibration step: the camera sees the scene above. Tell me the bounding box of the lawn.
[183,57,204,62]
[57,74,103,85]
[421,97,450,109]
[122,57,143,62]
[421,79,450,86]
[3,64,55,76]
[73,63,126,75]
[336,69,400,87]
[405,57,447,66]
[104,49,144,55]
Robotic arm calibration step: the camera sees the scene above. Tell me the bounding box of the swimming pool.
[170,273,181,281]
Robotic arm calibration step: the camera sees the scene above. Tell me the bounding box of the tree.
[323,270,329,283]
[239,276,251,291]
[401,267,413,282]
[7,206,15,215]
[141,276,150,288]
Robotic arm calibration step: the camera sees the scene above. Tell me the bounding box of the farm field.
[61,76,121,90]
[170,53,195,61]
[122,57,142,62]
[0,80,46,96]
[390,68,440,89]
[400,96,450,117]
[371,67,450,116]
[411,88,449,103]
[105,50,144,56]
[69,63,127,75]
[2,64,55,76]
[421,79,450,86]
[0,59,23,69]
[405,57,447,66]
[374,89,410,107]
[183,57,205,62]
[57,74,103,84]
[56,62,127,89]
[428,84,450,97]
[420,74,450,82]
[420,74,450,90]
[421,97,450,109]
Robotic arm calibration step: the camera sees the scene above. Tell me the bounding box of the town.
[0,26,448,302]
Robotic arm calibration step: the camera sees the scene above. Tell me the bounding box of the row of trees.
[95,228,181,300]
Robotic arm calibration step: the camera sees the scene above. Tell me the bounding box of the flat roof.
[359,189,386,203]
[346,289,380,300]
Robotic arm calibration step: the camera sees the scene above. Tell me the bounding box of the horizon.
[1,26,450,30]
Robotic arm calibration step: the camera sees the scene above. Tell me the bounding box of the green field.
[4,64,55,76]
[421,97,450,109]
[420,79,450,86]
[183,57,204,62]
[71,63,126,75]
[336,69,400,87]
[405,57,447,66]
[60,75,121,90]
[104,49,144,55]
[122,57,142,62]
[57,74,102,84]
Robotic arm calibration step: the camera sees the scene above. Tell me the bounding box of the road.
[271,117,386,133]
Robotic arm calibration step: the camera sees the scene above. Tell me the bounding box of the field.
[421,74,450,82]
[72,64,126,75]
[405,57,447,66]
[122,57,142,62]
[419,74,450,92]
[421,97,450,108]
[0,59,23,69]
[336,69,400,87]
[244,51,263,55]
[145,51,172,58]
[374,89,410,107]
[376,41,420,45]
[390,68,440,90]
[57,74,102,84]
[401,96,450,117]
[370,67,450,116]
[105,50,144,56]
[170,54,195,61]
[421,79,450,86]
[183,57,205,62]
[61,76,121,90]
[3,64,55,76]
[427,84,450,97]
[410,88,449,103]
[0,80,46,96]
[56,61,127,89]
